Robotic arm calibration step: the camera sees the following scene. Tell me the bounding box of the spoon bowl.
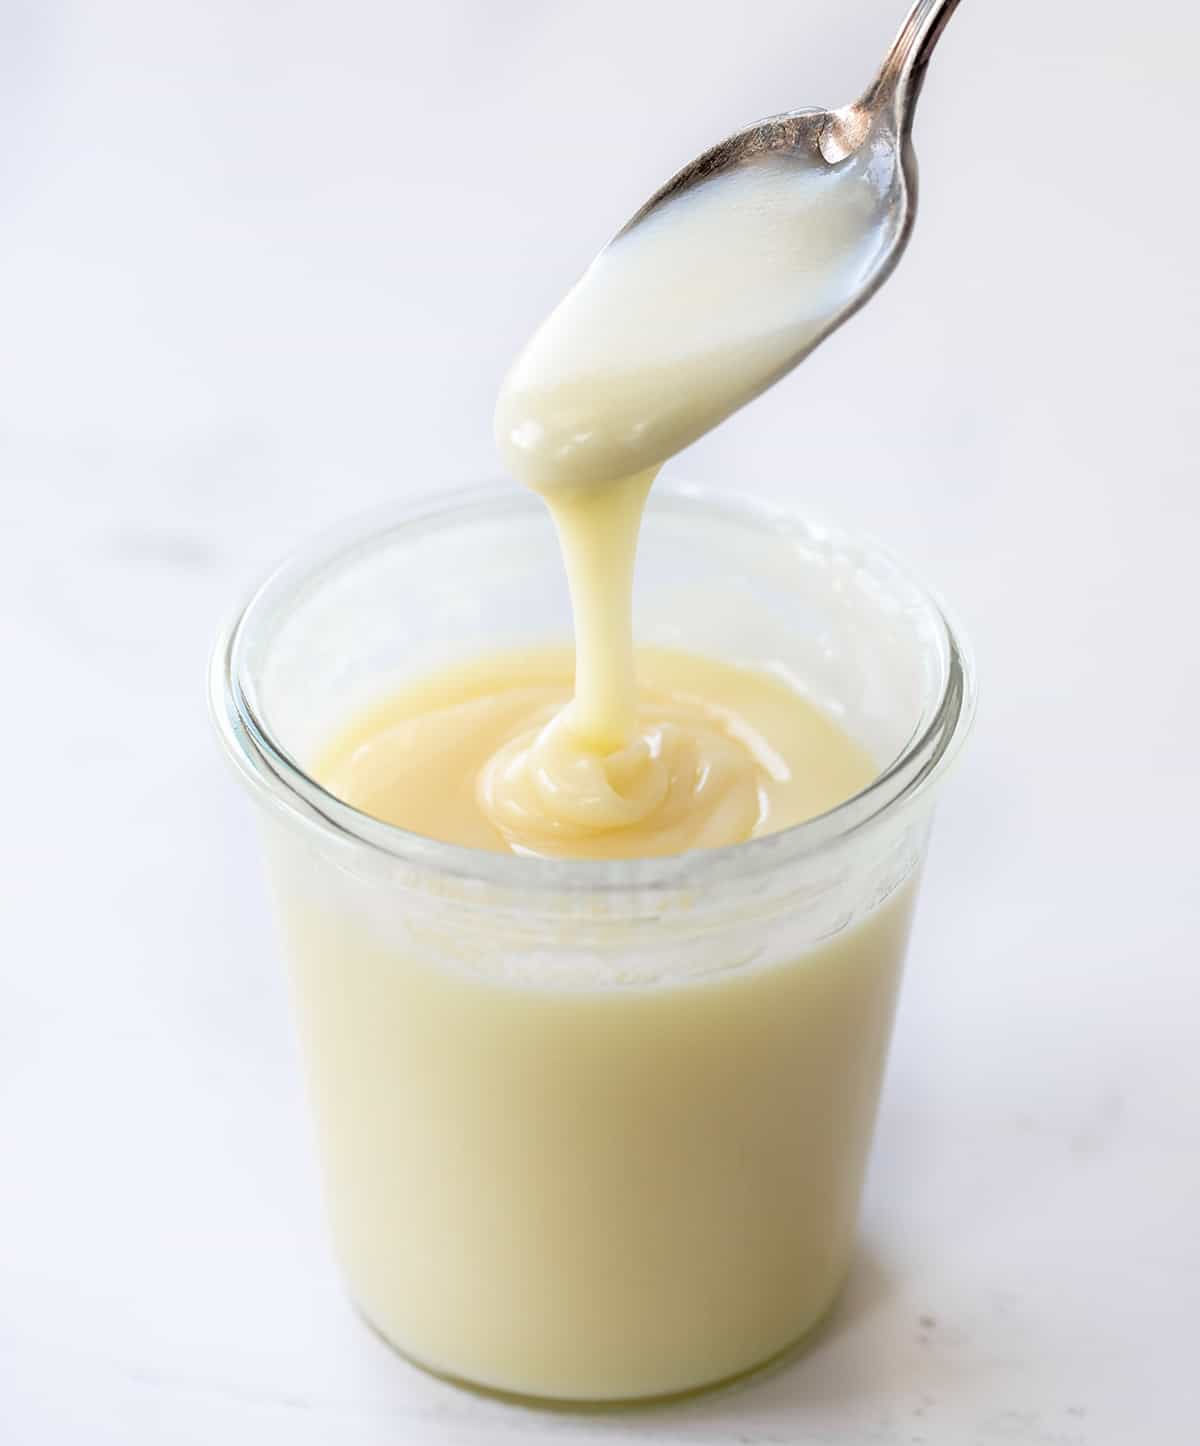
[496,0,964,491]
[620,0,964,330]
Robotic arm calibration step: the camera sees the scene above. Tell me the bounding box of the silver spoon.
[621,0,963,304]
[497,0,965,489]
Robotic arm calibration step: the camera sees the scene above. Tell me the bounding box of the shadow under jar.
[210,483,975,1405]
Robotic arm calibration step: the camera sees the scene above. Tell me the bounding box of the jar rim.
[209,482,976,896]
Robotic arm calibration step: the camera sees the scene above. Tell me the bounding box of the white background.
[3,1,1198,1442]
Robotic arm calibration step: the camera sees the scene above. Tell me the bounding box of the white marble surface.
[3,1,1199,1441]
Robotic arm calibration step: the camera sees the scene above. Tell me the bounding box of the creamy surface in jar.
[316,645,875,858]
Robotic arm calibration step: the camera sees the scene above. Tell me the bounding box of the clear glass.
[210,483,975,1405]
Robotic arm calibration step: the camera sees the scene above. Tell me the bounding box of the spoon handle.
[867,0,965,130]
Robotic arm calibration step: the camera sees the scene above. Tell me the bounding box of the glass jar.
[210,483,975,1404]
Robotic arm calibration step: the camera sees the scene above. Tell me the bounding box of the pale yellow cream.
[316,645,875,859]
[300,650,898,1400]
[272,849,915,1402]
[280,132,910,1403]
[483,147,888,853]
